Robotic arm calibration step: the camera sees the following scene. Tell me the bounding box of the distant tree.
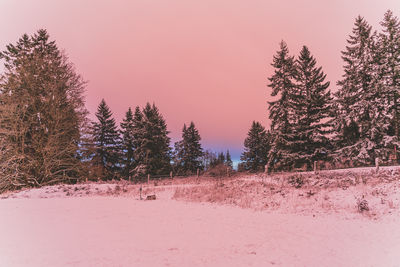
[0,29,88,192]
[225,150,233,168]
[201,150,217,170]
[120,107,135,180]
[217,152,225,165]
[92,99,121,180]
[172,139,184,174]
[135,103,171,176]
[129,106,147,178]
[173,122,203,174]
[241,121,271,172]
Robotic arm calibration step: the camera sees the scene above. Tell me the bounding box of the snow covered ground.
[1,168,400,267]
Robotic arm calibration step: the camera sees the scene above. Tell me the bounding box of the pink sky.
[1,0,399,161]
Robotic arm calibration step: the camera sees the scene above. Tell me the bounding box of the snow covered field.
[2,168,400,266]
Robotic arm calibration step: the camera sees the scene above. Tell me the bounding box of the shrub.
[356,197,369,212]
[205,164,230,177]
[288,174,304,188]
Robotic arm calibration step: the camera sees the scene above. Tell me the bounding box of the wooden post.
[314,161,318,174]
[226,167,229,177]
[170,171,172,179]
[147,174,150,184]
[375,157,379,173]
[139,185,142,200]
[197,168,199,178]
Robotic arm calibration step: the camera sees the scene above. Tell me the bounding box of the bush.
[205,164,230,177]
[357,197,369,212]
[288,174,304,189]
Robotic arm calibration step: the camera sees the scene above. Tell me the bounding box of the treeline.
[0,30,232,191]
[88,99,233,180]
[241,10,400,172]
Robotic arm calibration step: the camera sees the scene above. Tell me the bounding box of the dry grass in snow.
[173,168,400,219]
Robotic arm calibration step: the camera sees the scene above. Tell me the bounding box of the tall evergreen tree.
[92,99,120,180]
[173,122,203,174]
[267,41,297,170]
[130,106,147,177]
[241,121,271,172]
[135,103,171,175]
[120,107,135,180]
[0,29,88,191]
[377,10,400,144]
[291,46,333,168]
[334,16,384,164]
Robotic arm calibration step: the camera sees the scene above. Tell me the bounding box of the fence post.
[147,174,150,185]
[170,171,172,179]
[314,161,318,174]
[197,168,199,178]
[375,157,379,173]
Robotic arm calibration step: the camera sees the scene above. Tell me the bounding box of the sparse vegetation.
[169,168,400,218]
[357,197,370,213]
[288,174,304,188]
[204,163,231,177]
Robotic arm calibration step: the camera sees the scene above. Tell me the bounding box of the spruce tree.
[225,150,233,168]
[334,16,383,164]
[201,150,217,170]
[292,46,333,168]
[120,107,135,180]
[0,29,88,191]
[377,10,400,145]
[137,103,171,175]
[173,138,185,174]
[173,122,203,174]
[130,106,147,177]
[92,99,120,180]
[241,121,271,172]
[267,41,297,170]
[217,152,225,165]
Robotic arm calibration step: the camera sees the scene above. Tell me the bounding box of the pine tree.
[217,152,225,165]
[92,99,120,180]
[241,121,271,172]
[377,10,400,147]
[267,41,297,170]
[0,29,88,191]
[172,138,185,174]
[173,122,203,174]
[334,16,383,164]
[291,46,333,168]
[201,150,217,170]
[120,107,135,180]
[137,103,171,176]
[130,106,147,177]
[225,150,233,168]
